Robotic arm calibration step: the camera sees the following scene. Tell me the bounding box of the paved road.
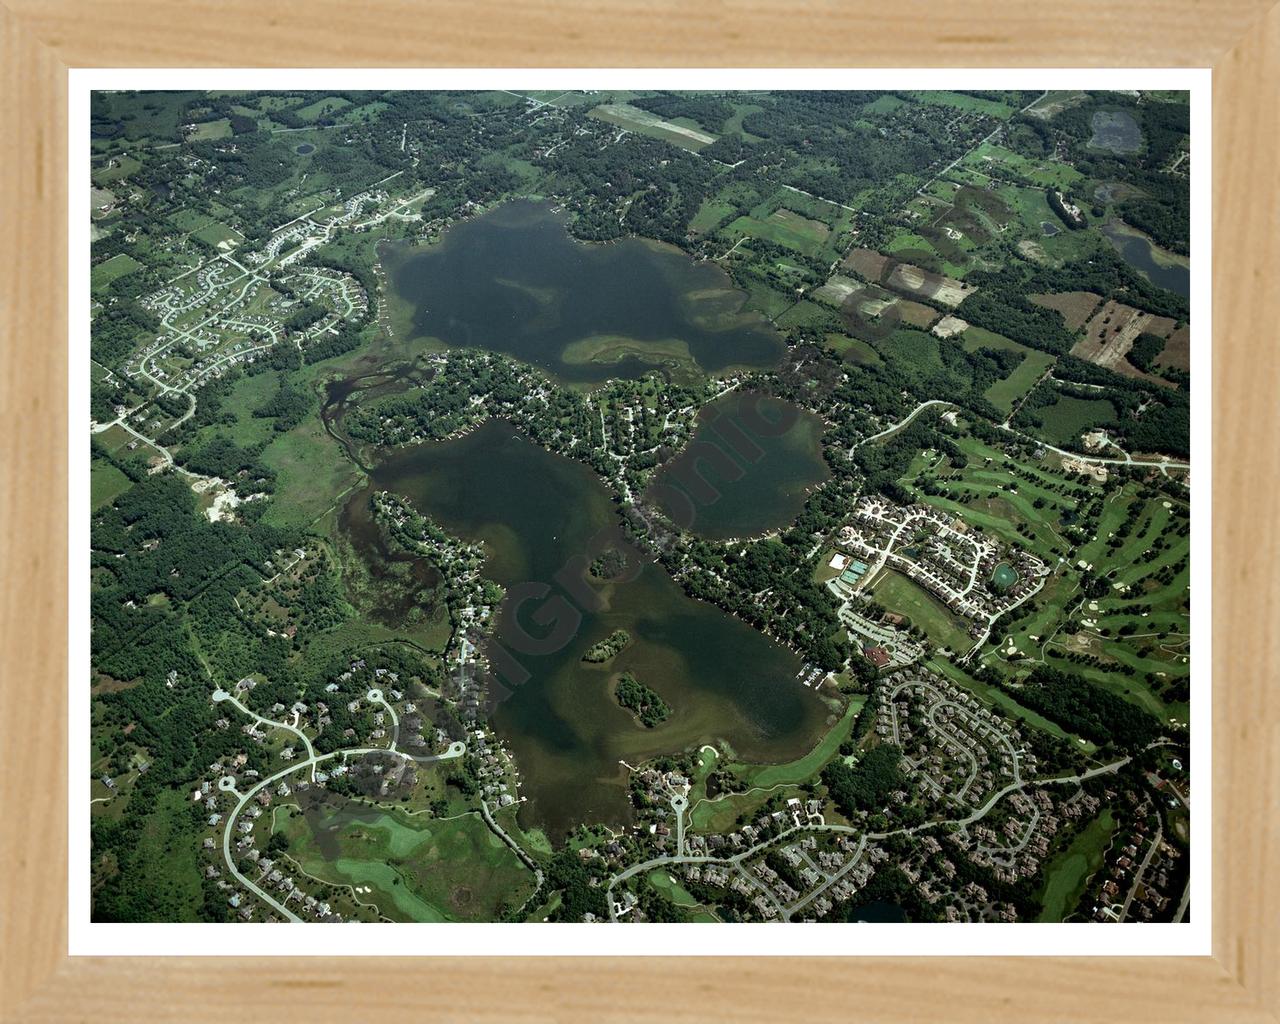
[1119,823,1164,921]
[849,400,954,455]
[215,689,468,919]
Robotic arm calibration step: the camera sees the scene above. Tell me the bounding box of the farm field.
[91,252,143,291]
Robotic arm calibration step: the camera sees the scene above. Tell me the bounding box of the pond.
[1102,220,1190,299]
[991,562,1019,593]
[384,199,788,383]
[294,142,316,155]
[353,418,831,836]
[645,390,830,540]
[1089,109,1142,155]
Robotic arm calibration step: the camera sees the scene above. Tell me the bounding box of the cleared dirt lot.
[842,248,974,307]
[1071,300,1176,388]
[1029,291,1103,331]
[931,314,970,339]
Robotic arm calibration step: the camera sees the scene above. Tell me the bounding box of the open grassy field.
[187,119,232,141]
[295,96,352,122]
[1038,807,1116,921]
[866,569,974,655]
[907,91,1017,117]
[1030,394,1118,447]
[959,326,1057,414]
[91,253,143,292]
[259,412,364,531]
[962,142,1084,191]
[1155,325,1191,372]
[689,197,737,235]
[724,209,831,257]
[1029,291,1104,331]
[823,332,883,366]
[90,458,133,510]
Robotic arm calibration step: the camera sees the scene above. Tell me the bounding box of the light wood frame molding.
[2,3,1277,1020]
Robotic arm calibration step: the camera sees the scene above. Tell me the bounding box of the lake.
[646,390,830,540]
[385,199,788,382]
[357,419,831,835]
[1102,220,1190,299]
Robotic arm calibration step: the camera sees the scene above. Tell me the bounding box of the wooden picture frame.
[2,2,1276,1019]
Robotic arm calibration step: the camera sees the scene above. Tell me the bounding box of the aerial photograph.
[88,87,1192,925]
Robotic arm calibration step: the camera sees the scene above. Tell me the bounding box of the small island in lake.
[589,547,629,580]
[582,628,630,664]
[613,673,671,728]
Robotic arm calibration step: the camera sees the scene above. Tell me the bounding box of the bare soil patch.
[841,248,973,307]
[1071,300,1175,388]
[932,314,970,339]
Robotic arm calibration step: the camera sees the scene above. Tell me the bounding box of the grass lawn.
[1038,807,1116,921]
[92,153,143,184]
[866,569,974,655]
[647,869,701,908]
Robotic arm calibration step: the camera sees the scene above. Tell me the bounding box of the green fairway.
[276,804,535,922]
[1038,807,1116,921]
[738,698,862,789]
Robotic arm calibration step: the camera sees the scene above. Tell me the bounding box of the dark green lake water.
[646,390,830,540]
[363,419,830,835]
[1102,220,1190,299]
[386,199,787,382]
